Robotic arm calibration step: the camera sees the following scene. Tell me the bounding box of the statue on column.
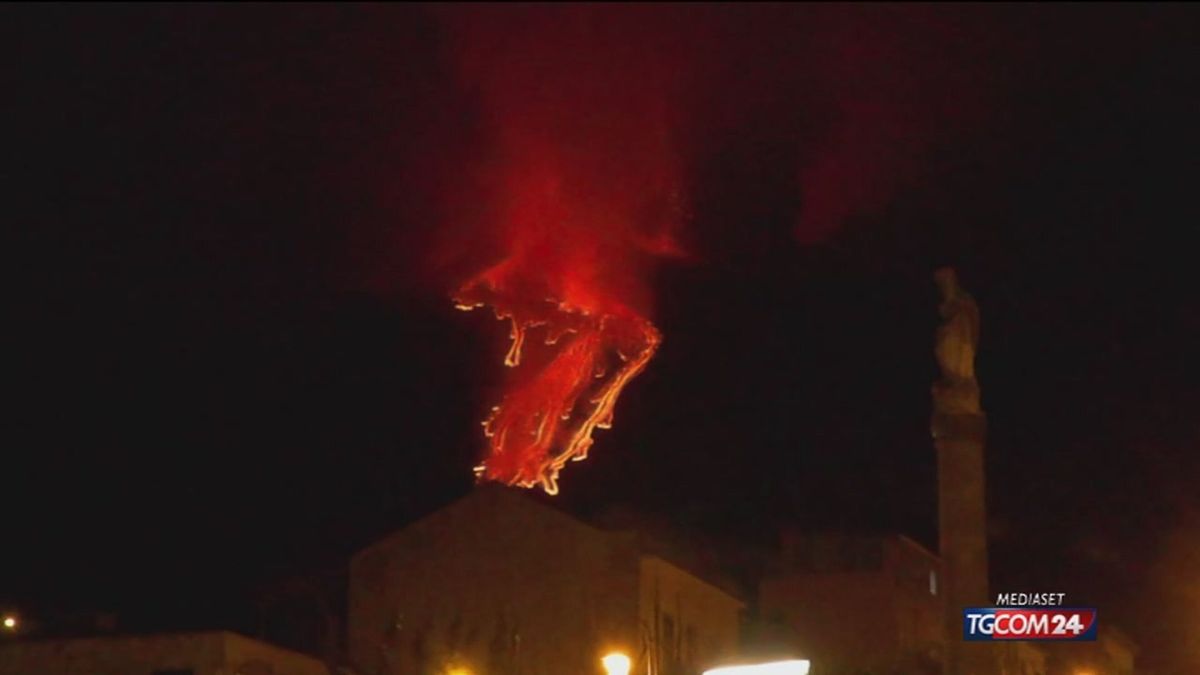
[932,267,982,416]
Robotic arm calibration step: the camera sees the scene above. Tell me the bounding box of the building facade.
[0,630,328,675]
[1042,626,1135,675]
[758,533,946,675]
[348,487,743,675]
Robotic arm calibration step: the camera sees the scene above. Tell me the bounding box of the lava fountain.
[454,253,661,495]
[437,6,695,493]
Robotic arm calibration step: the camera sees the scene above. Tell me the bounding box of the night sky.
[9,5,1200,674]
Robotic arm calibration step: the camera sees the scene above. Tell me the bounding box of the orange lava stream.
[455,275,660,494]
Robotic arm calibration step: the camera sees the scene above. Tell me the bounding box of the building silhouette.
[758,533,944,675]
[0,631,328,675]
[348,486,743,675]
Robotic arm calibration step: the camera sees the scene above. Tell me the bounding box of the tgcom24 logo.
[963,607,1098,641]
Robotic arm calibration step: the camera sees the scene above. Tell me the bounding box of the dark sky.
[8,4,1200,673]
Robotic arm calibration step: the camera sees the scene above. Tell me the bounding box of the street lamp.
[602,652,632,675]
[2,615,16,631]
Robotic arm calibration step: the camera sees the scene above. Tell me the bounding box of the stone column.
[931,267,995,675]
[933,408,993,675]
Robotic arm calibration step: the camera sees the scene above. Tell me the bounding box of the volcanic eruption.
[442,6,688,493]
[454,246,663,495]
[433,5,1010,493]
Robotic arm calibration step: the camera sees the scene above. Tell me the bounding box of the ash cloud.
[415,5,1037,283]
[427,5,698,315]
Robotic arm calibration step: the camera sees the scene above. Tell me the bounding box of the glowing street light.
[2,615,16,631]
[703,660,811,675]
[602,652,632,675]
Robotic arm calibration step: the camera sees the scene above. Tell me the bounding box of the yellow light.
[2,616,16,630]
[446,668,471,675]
[703,660,811,675]
[602,652,632,675]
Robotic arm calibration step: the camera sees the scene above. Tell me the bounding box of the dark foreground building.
[758,532,1057,675]
[348,486,744,675]
[759,533,946,675]
[0,630,327,675]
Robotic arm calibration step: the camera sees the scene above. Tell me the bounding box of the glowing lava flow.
[438,6,682,494]
[455,262,660,495]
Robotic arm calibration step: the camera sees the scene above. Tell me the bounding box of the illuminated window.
[929,570,938,596]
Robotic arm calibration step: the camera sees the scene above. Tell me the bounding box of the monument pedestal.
[934,411,996,675]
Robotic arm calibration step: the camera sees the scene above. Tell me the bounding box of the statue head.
[934,266,959,299]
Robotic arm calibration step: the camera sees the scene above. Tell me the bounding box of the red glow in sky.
[441,6,689,492]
